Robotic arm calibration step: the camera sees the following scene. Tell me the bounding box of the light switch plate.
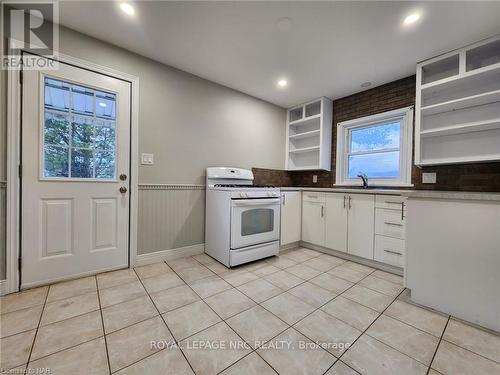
[422,172,436,184]
[312,175,318,183]
[141,153,154,165]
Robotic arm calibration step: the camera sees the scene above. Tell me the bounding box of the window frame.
[335,106,414,187]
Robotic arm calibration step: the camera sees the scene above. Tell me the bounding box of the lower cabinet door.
[325,193,348,252]
[302,200,325,246]
[280,191,301,245]
[347,194,375,259]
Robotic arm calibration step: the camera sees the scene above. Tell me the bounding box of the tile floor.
[1,247,499,374]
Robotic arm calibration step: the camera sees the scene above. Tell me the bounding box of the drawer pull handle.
[384,249,402,256]
[384,222,403,227]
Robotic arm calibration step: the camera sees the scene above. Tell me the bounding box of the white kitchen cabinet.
[301,193,325,246]
[347,194,375,259]
[325,193,348,252]
[280,191,301,245]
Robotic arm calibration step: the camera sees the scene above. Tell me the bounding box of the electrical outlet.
[141,153,154,165]
[312,175,318,183]
[422,172,436,184]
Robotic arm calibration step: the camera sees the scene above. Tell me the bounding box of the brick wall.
[256,75,500,192]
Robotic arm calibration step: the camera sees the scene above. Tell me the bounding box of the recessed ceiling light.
[361,82,372,88]
[277,79,288,88]
[120,3,135,16]
[99,102,107,107]
[403,13,420,25]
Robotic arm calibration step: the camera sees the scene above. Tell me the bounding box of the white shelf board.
[289,146,320,154]
[289,129,321,140]
[421,89,500,116]
[419,154,500,166]
[289,114,321,127]
[286,166,322,171]
[420,118,500,138]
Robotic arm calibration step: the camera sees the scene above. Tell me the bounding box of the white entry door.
[21,59,131,287]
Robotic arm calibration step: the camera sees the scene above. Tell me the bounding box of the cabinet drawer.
[303,192,326,203]
[375,208,405,239]
[375,195,406,210]
[374,235,405,267]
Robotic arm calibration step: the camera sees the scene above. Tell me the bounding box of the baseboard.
[300,241,404,276]
[0,280,8,296]
[135,243,205,267]
[279,241,300,252]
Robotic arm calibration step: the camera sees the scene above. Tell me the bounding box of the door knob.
[119,187,127,194]
[120,174,127,181]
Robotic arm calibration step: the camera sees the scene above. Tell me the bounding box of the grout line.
[24,285,50,368]
[426,316,451,375]
[95,276,113,375]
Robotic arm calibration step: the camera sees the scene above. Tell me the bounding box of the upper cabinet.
[415,35,500,166]
[285,97,333,171]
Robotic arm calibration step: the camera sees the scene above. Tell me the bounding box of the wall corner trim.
[134,243,205,267]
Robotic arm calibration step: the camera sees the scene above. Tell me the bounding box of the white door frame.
[6,44,140,294]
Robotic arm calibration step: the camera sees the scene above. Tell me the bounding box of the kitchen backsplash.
[255,76,500,192]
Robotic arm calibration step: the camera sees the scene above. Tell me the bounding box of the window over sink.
[335,107,414,187]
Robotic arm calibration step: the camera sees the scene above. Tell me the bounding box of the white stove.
[205,167,280,267]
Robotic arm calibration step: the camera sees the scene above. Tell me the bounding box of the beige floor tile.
[257,327,335,375]
[282,250,315,263]
[0,329,36,369]
[141,272,185,294]
[302,257,337,272]
[204,289,255,319]
[0,286,48,314]
[294,310,362,357]
[358,275,404,297]
[163,300,221,341]
[371,270,404,286]
[47,277,96,302]
[240,260,268,272]
[102,295,158,334]
[342,261,375,275]
[226,306,288,349]
[310,273,353,294]
[262,292,315,325]
[367,315,439,365]
[443,319,500,363]
[265,256,298,269]
[99,280,147,308]
[288,282,337,308]
[328,266,368,283]
[0,305,42,338]
[316,254,347,267]
[176,265,216,284]
[96,268,138,289]
[384,300,448,337]
[167,257,201,271]
[252,264,280,277]
[322,296,379,331]
[27,337,108,375]
[432,340,500,375]
[237,279,283,303]
[180,322,251,375]
[190,276,232,299]
[193,253,215,265]
[41,292,99,326]
[286,264,322,280]
[342,334,427,375]
[222,270,259,287]
[264,270,304,290]
[31,311,103,361]
[220,352,276,375]
[134,262,173,279]
[205,261,231,275]
[342,285,393,312]
[106,316,173,373]
[115,347,193,374]
[150,285,200,313]
[325,360,360,374]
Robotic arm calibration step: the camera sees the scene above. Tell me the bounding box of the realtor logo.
[1,0,59,70]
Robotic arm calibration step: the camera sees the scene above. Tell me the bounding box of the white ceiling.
[57,1,500,108]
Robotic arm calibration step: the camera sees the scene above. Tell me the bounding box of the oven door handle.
[232,198,281,207]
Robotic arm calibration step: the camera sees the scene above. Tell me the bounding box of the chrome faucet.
[357,173,369,188]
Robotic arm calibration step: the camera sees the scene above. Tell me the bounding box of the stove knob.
[240,192,246,198]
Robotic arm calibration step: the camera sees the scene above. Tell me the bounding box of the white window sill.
[333,183,414,188]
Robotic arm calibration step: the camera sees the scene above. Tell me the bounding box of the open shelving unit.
[285,97,332,171]
[415,35,500,166]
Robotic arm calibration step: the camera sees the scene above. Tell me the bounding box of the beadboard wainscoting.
[137,184,206,264]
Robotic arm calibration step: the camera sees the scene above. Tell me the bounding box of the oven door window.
[241,208,274,236]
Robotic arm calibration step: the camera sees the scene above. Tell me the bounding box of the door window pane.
[350,122,401,152]
[348,151,400,178]
[42,77,117,179]
[241,209,274,236]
